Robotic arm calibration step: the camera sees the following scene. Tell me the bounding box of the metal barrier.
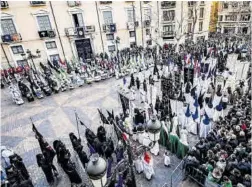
[186,166,219,187]
[170,159,184,187]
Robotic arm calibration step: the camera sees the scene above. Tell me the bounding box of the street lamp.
[21,49,41,71]
[115,36,120,62]
[147,115,161,155]
[86,153,107,187]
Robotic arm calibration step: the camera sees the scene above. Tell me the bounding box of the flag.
[79,120,88,129]
[107,110,114,120]
[98,109,109,124]
[32,122,43,139]
[119,93,129,115]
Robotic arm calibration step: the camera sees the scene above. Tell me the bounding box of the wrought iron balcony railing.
[30,1,46,6]
[1,33,22,43]
[1,1,9,9]
[38,30,56,38]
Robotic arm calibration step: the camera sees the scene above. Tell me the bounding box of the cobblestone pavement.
[1,54,248,187]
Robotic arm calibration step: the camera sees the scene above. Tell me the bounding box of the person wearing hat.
[221,176,233,187]
[208,167,222,183]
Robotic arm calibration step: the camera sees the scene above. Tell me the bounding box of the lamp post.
[21,49,41,71]
[115,36,120,63]
[147,115,161,155]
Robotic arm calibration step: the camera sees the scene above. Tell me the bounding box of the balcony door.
[72,13,84,27]
[75,38,92,60]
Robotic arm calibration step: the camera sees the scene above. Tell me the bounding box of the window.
[200,1,204,5]
[1,1,9,8]
[188,23,192,33]
[37,15,52,31]
[188,1,195,7]
[243,1,250,7]
[129,31,135,37]
[188,9,193,19]
[72,13,84,27]
[163,25,174,35]
[103,11,113,24]
[199,21,203,31]
[1,19,17,35]
[225,15,237,21]
[240,14,250,21]
[16,60,28,67]
[163,10,175,21]
[161,1,176,9]
[223,27,235,34]
[106,33,114,40]
[130,42,136,48]
[219,15,223,21]
[146,28,150,35]
[231,2,238,8]
[127,9,134,22]
[49,54,60,62]
[45,41,57,49]
[223,2,229,9]
[108,45,115,52]
[199,8,204,18]
[11,45,24,54]
[144,8,151,21]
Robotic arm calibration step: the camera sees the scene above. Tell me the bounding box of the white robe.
[164,154,171,166]
[134,158,144,173]
[199,120,211,138]
[143,157,154,180]
[188,118,198,135]
[142,132,152,147]
[213,109,223,122]
[213,94,222,108]
[150,141,159,156]
[179,129,189,146]
[205,106,215,119]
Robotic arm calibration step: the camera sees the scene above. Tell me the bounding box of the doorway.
[75,39,93,60]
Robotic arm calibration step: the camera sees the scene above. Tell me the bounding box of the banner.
[119,93,129,115]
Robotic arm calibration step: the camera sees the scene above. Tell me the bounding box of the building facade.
[159,1,211,45]
[217,1,251,35]
[1,1,211,69]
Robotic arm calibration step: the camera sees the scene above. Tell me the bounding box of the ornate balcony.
[65,27,85,37]
[161,1,176,9]
[38,30,56,39]
[100,1,112,4]
[102,23,117,33]
[162,31,174,39]
[127,21,139,30]
[1,33,22,43]
[67,1,81,7]
[1,1,9,9]
[30,1,46,6]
